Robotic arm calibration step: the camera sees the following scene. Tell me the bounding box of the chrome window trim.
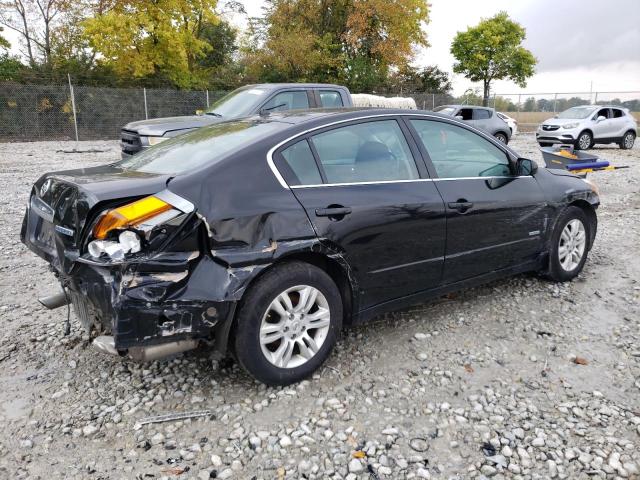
[266,112,513,189]
[290,176,533,189]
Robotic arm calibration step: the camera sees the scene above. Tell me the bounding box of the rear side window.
[410,119,511,178]
[310,120,419,184]
[262,90,309,112]
[612,109,624,118]
[473,109,491,120]
[319,90,343,107]
[280,140,322,186]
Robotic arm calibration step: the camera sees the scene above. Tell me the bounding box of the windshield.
[434,106,456,115]
[116,120,286,174]
[205,87,269,118]
[556,106,595,119]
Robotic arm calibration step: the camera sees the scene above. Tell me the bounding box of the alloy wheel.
[578,133,591,150]
[624,133,635,149]
[259,285,331,369]
[558,219,586,272]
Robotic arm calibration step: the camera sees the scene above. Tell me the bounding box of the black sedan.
[21,109,599,385]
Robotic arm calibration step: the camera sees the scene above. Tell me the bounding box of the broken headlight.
[87,190,194,260]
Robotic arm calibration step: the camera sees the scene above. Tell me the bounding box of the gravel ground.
[0,134,639,480]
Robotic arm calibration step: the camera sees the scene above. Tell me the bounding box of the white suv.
[537,105,637,150]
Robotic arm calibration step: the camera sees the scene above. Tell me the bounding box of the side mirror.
[455,115,464,120]
[596,115,606,122]
[516,158,538,176]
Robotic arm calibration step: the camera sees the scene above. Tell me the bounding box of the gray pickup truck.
[120,83,352,158]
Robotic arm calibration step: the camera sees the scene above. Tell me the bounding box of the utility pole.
[67,74,79,142]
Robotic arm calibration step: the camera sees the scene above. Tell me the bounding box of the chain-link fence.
[1,81,638,141]
[0,82,228,141]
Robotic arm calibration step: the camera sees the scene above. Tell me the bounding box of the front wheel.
[234,261,342,386]
[619,131,635,149]
[575,131,592,150]
[546,206,590,282]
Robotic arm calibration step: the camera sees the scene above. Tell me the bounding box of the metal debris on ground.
[134,410,212,428]
[409,437,430,452]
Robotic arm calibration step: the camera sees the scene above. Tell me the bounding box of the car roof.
[251,107,457,126]
[240,83,348,91]
[439,104,494,110]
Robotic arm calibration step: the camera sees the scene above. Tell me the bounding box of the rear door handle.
[447,201,473,213]
[315,206,352,217]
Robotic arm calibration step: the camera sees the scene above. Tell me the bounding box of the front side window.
[310,120,419,184]
[319,90,344,107]
[457,108,473,120]
[262,91,309,112]
[595,108,610,119]
[280,140,322,186]
[410,120,511,178]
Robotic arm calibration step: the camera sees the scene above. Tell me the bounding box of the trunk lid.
[21,164,171,273]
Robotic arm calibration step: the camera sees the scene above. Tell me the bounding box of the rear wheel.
[619,131,635,149]
[494,132,508,144]
[234,261,342,386]
[575,131,592,150]
[546,206,590,282]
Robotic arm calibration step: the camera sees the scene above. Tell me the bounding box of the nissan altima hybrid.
[21,109,599,385]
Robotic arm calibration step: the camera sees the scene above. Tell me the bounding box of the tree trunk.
[482,79,490,107]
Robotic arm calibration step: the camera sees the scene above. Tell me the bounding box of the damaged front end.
[21,173,244,361]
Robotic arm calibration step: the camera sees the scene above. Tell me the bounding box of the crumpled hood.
[123,115,225,136]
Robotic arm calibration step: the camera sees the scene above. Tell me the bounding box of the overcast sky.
[5,0,639,97]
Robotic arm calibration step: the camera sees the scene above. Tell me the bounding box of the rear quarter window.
[279,140,322,186]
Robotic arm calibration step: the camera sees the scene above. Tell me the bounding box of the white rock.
[82,425,99,437]
[210,454,223,467]
[279,435,292,447]
[349,458,364,473]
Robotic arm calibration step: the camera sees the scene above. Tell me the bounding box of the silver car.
[434,105,511,144]
[537,105,637,150]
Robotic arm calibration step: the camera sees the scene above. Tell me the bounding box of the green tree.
[387,65,451,93]
[451,12,536,106]
[0,25,9,50]
[83,0,221,88]
[244,0,429,92]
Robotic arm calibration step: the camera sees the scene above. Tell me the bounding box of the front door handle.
[315,206,352,219]
[447,201,473,213]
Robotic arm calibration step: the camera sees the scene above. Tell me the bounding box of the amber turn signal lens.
[93,196,171,239]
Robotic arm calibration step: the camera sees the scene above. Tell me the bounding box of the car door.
[273,118,446,309]
[471,108,492,133]
[610,108,628,137]
[591,108,613,139]
[406,117,548,284]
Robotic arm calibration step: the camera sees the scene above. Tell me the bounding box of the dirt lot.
[0,135,639,480]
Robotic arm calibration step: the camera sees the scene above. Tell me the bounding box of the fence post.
[492,92,496,108]
[553,93,557,113]
[432,93,435,110]
[594,92,598,104]
[517,94,521,113]
[67,74,79,142]
[143,88,148,119]
[206,89,210,108]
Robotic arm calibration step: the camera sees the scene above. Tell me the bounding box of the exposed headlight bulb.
[88,230,141,260]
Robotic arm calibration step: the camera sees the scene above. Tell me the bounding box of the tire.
[494,132,508,144]
[546,206,591,282]
[234,261,343,386]
[619,131,635,149]
[575,131,592,150]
